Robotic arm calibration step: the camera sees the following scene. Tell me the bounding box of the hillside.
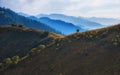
[39,17,84,35]
[0,26,63,61]
[0,7,61,34]
[0,24,120,75]
[37,14,103,30]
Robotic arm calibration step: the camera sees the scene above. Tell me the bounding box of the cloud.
[0,0,120,18]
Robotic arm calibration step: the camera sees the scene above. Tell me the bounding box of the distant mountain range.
[39,17,84,34]
[1,7,120,35]
[36,14,104,30]
[18,12,30,17]
[28,16,84,34]
[86,17,120,26]
[0,7,61,34]
[18,12,120,32]
[18,12,120,30]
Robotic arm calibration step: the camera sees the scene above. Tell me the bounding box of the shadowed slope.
[0,24,120,75]
[0,26,63,60]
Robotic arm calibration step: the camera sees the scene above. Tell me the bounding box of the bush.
[38,45,46,50]
[4,58,12,65]
[11,55,20,64]
[3,58,12,68]
[0,62,4,69]
[112,36,120,46]
[29,48,37,55]
[29,45,46,56]
[57,44,60,46]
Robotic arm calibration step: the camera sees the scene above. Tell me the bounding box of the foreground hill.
[39,17,84,35]
[0,26,63,61]
[0,24,120,75]
[0,7,61,34]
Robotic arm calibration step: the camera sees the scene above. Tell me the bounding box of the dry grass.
[0,24,120,75]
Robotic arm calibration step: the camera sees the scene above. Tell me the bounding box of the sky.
[0,0,120,18]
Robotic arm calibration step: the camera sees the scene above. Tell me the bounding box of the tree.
[76,29,79,32]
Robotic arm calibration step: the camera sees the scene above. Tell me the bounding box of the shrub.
[3,58,12,68]
[38,45,46,50]
[4,58,12,65]
[112,36,120,46]
[11,55,20,64]
[29,48,37,55]
[57,44,60,46]
[29,45,45,56]
[0,62,4,69]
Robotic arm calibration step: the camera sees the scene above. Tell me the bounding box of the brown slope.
[0,26,63,60]
[1,24,120,75]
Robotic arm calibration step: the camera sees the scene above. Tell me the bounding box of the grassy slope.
[1,24,120,75]
[0,26,63,60]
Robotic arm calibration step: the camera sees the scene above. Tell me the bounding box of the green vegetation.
[57,43,60,46]
[29,44,46,56]
[112,35,120,46]
[0,44,46,70]
[0,63,4,69]
[0,56,20,70]
[38,45,46,50]
[30,48,37,55]
[11,55,20,64]
[4,58,12,65]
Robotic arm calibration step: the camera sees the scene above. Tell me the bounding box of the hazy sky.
[0,0,120,18]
